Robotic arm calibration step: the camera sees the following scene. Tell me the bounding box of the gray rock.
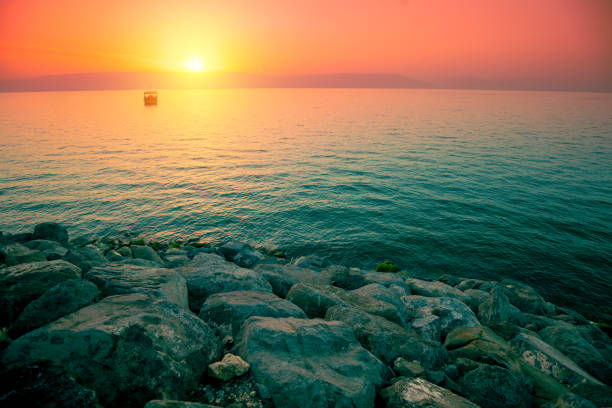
[393,357,426,377]
[510,332,603,386]
[105,249,124,262]
[402,295,481,342]
[462,288,490,311]
[63,246,107,272]
[116,245,133,257]
[478,286,526,327]
[411,314,443,341]
[292,254,326,270]
[380,377,480,408]
[407,278,471,305]
[458,364,533,408]
[500,279,555,315]
[570,382,612,407]
[218,241,263,268]
[541,392,597,408]
[316,265,365,289]
[0,242,47,266]
[254,263,318,297]
[9,279,99,337]
[145,401,220,408]
[70,236,94,247]
[208,353,249,381]
[32,222,69,244]
[23,239,69,259]
[287,282,406,326]
[351,283,409,322]
[0,361,98,408]
[0,260,81,326]
[325,304,448,369]
[234,316,389,408]
[86,264,188,308]
[455,278,497,292]
[117,258,163,267]
[131,245,164,265]
[362,271,412,293]
[199,290,306,336]
[176,253,272,312]
[5,232,33,243]
[165,254,190,268]
[539,326,612,384]
[2,293,220,408]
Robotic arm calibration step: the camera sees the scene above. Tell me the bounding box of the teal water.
[0,89,611,321]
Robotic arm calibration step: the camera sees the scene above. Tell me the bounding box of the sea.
[0,88,610,322]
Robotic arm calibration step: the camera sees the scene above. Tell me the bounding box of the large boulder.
[131,245,164,265]
[0,242,47,266]
[63,246,107,272]
[402,295,480,342]
[199,290,306,336]
[458,364,533,408]
[32,222,69,244]
[325,304,447,370]
[380,377,480,408]
[9,279,99,337]
[23,239,69,260]
[500,279,554,315]
[407,278,471,305]
[145,401,220,408]
[176,253,272,312]
[218,241,263,268]
[539,326,612,384]
[234,316,390,408]
[351,283,409,320]
[541,393,596,408]
[510,332,604,387]
[0,260,81,326]
[287,283,406,326]
[254,263,319,297]
[362,271,411,293]
[86,264,188,308]
[2,293,220,408]
[0,361,98,408]
[315,265,366,290]
[478,287,526,327]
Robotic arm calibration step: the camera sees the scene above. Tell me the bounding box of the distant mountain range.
[0,71,609,92]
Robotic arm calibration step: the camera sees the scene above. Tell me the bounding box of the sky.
[1,0,611,89]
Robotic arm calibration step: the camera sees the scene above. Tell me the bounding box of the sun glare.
[184,58,204,72]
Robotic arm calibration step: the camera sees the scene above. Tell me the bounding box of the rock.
[2,293,221,408]
[5,232,33,243]
[117,258,163,267]
[380,377,480,408]
[445,326,569,405]
[539,326,612,384]
[541,392,597,408]
[86,264,188,308]
[455,278,497,292]
[287,282,406,326]
[501,279,554,315]
[569,382,612,407]
[402,295,481,342]
[176,253,272,312]
[32,222,69,244]
[234,316,389,408]
[145,401,220,408]
[478,286,526,327]
[63,246,107,272]
[254,263,319,297]
[9,279,99,337]
[325,304,447,369]
[316,265,365,289]
[0,242,47,266]
[0,361,98,408]
[510,332,604,386]
[362,271,412,292]
[116,245,133,257]
[412,314,443,342]
[131,245,164,264]
[393,357,426,377]
[208,353,250,381]
[351,283,409,320]
[458,364,533,408]
[165,254,190,268]
[218,241,263,268]
[292,254,326,270]
[23,239,69,260]
[407,278,471,304]
[106,249,124,262]
[70,236,94,247]
[463,288,490,311]
[0,260,82,326]
[199,290,306,336]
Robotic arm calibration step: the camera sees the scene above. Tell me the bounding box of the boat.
[144,90,158,105]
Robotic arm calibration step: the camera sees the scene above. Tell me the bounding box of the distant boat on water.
[144,90,158,105]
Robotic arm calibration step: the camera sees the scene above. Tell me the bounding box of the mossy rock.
[376,261,400,273]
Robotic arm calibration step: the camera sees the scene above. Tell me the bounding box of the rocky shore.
[1,223,611,408]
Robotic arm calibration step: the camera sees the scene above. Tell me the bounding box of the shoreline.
[1,222,611,407]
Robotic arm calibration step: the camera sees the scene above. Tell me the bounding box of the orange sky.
[1,0,611,88]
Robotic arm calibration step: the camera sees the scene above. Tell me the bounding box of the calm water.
[0,89,611,321]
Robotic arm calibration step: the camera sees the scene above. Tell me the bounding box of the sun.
[184,58,204,72]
